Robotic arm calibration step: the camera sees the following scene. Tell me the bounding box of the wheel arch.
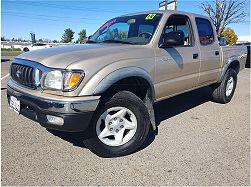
[86,67,157,131]
[93,67,155,100]
[218,58,240,83]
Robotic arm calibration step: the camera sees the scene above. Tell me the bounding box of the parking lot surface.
[1,53,250,186]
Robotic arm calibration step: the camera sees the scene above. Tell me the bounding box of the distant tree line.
[1,36,31,42]
[2,28,88,44]
[1,36,52,43]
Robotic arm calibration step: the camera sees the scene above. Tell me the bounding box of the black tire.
[211,68,237,104]
[23,47,29,52]
[84,91,150,157]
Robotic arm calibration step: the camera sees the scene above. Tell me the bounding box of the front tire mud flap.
[144,90,156,131]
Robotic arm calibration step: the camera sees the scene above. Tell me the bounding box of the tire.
[84,91,150,157]
[211,68,237,104]
[23,47,29,52]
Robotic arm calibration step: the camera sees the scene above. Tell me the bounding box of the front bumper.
[7,84,100,132]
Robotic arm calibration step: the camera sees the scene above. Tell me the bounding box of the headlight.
[43,70,63,90]
[42,70,84,91]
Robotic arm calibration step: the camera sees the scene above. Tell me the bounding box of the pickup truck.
[7,10,247,157]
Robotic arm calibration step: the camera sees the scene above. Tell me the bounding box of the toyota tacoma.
[7,10,247,157]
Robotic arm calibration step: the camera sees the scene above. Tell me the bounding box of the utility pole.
[165,0,168,10]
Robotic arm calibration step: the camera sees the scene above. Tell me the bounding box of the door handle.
[215,51,220,56]
[193,53,199,59]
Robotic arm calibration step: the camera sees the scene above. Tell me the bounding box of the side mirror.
[218,37,227,46]
[88,35,92,40]
[160,31,185,47]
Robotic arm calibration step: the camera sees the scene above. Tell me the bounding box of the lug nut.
[109,128,113,131]
[119,119,123,122]
[120,125,124,128]
[109,122,112,125]
[115,129,119,133]
[114,117,117,121]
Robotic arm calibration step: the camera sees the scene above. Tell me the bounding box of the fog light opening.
[46,115,64,126]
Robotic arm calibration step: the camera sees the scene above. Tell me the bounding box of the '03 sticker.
[145,13,157,20]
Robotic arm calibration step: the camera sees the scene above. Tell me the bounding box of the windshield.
[89,13,162,45]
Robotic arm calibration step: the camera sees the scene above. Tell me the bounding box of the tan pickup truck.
[7,10,247,157]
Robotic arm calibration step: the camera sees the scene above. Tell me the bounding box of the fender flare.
[93,67,155,100]
[218,55,240,83]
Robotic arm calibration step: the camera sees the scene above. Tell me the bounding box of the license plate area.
[9,96,20,114]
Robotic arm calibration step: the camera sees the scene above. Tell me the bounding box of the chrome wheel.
[226,76,234,97]
[96,107,137,146]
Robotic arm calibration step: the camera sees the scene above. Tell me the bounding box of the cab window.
[195,18,214,45]
[163,15,194,46]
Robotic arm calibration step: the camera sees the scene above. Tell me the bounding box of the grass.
[1,48,21,52]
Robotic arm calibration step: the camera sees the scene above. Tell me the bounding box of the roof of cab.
[120,10,209,19]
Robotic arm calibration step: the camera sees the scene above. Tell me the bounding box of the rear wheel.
[211,68,237,104]
[84,91,150,157]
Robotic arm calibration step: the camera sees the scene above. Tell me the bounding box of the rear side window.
[195,18,214,45]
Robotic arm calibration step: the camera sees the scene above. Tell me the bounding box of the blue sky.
[1,0,250,41]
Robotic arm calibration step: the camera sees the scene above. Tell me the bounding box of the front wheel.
[23,47,29,52]
[84,91,150,157]
[211,68,237,104]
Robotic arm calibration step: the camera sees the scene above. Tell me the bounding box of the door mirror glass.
[218,37,227,46]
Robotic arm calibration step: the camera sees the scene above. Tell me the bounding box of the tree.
[1,36,6,41]
[221,27,238,45]
[77,29,87,43]
[200,0,247,35]
[61,28,75,43]
[52,40,58,43]
[119,31,128,39]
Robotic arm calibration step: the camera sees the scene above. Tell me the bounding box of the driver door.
[154,14,200,100]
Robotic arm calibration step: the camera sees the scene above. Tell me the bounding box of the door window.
[195,18,214,45]
[163,15,194,46]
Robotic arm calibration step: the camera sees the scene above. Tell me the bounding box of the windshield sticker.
[99,19,117,30]
[145,13,156,20]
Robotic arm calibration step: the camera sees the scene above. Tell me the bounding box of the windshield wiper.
[101,39,136,45]
[86,40,98,43]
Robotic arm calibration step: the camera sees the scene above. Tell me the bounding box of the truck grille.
[10,63,36,88]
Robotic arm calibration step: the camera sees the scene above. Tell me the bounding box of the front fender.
[79,67,155,99]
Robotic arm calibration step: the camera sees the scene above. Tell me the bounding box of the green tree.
[119,31,128,39]
[221,27,238,45]
[77,29,87,43]
[61,28,75,43]
[1,36,6,41]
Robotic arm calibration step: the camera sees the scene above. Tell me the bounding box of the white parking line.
[1,74,9,81]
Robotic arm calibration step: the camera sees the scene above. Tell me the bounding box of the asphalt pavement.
[1,53,250,186]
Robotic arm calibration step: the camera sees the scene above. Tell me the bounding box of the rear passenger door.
[195,18,221,85]
[154,14,200,99]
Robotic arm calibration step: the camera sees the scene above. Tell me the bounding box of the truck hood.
[16,44,149,69]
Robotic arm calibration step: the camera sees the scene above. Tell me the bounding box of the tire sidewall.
[223,69,237,102]
[86,91,150,157]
